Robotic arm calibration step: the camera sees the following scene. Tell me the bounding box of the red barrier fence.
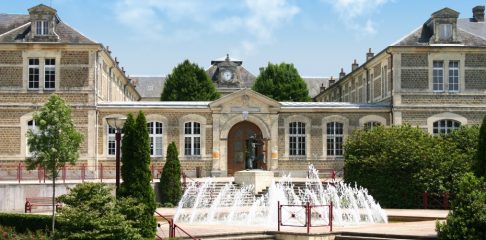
[0,163,163,183]
[155,210,199,240]
[278,201,333,234]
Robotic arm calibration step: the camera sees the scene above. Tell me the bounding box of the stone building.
[315,6,486,134]
[0,4,484,177]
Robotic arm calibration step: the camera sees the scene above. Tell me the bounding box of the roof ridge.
[0,21,30,38]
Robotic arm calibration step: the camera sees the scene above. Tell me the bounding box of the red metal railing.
[154,210,199,240]
[0,163,165,183]
[277,201,333,234]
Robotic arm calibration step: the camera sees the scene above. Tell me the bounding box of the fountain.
[173,165,387,226]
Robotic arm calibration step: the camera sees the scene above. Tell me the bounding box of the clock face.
[222,70,232,81]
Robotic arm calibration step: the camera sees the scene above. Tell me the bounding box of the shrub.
[0,213,51,233]
[159,142,182,205]
[437,173,486,239]
[0,225,49,240]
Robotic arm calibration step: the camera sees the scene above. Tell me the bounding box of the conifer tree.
[475,114,486,178]
[118,111,156,239]
[159,142,182,205]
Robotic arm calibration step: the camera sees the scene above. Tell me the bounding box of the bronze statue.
[246,134,262,169]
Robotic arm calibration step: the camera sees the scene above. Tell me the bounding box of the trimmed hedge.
[0,213,51,233]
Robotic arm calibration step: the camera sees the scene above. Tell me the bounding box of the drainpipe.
[386,48,394,125]
[365,68,370,103]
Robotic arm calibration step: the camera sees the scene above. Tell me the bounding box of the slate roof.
[392,17,486,47]
[302,77,331,98]
[0,13,95,44]
[130,76,166,100]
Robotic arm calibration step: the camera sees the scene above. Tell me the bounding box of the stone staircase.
[196,232,276,240]
[334,232,434,240]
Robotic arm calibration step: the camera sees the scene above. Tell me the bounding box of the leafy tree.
[161,60,220,101]
[252,62,311,101]
[25,94,84,236]
[118,111,156,239]
[159,142,182,205]
[437,173,486,239]
[344,125,475,208]
[474,114,486,178]
[56,183,143,240]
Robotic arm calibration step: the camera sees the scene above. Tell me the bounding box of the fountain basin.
[234,170,274,194]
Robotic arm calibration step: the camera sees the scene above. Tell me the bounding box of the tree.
[437,173,486,239]
[159,142,182,205]
[118,111,156,239]
[161,60,220,101]
[25,94,84,236]
[252,62,311,102]
[56,183,143,240]
[474,114,486,178]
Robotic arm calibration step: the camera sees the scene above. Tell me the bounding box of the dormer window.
[438,24,452,41]
[35,20,48,35]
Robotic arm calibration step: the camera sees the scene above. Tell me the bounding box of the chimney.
[115,57,119,65]
[329,76,335,86]
[106,46,111,54]
[339,68,346,79]
[320,83,326,92]
[121,67,125,74]
[366,48,374,61]
[351,59,359,71]
[473,5,485,22]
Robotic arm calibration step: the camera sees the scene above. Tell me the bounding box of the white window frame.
[28,58,39,89]
[448,61,459,92]
[44,58,56,90]
[326,122,344,156]
[148,121,163,157]
[107,125,116,156]
[26,120,38,156]
[433,61,444,92]
[289,122,306,156]
[36,20,48,35]
[364,121,381,130]
[184,122,201,156]
[432,119,461,135]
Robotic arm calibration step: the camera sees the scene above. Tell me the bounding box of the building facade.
[0,5,485,177]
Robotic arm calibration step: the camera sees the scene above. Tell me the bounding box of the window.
[448,61,459,92]
[327,122,343,156]
[36,20,48,35]
[433,61,444,92]
[148,122,163,157]
[184,122,200,156]
[289,122,306,156]
[28,59,39,89]
[44,59,55,89]
[26,120,38,156]
[364,121,381,130]
[107,126,116,156]
[382,66,388,97]
[438,24,452,41]
[433,120,460,135]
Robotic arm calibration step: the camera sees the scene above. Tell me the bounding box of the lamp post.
[106,117,126,193]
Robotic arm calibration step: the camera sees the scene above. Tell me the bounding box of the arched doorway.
[227,121,266,176]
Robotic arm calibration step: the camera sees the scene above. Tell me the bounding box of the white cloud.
[324,0,391,35]
[114,0,299,54]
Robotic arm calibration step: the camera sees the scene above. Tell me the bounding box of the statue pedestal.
[234,170,274,194]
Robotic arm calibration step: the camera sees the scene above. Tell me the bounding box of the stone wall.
[401,53,428,67]
[0,128,20,155]
[465,70,486,90]
[60,67,89,88]
[401,95,486,104]
[401,69,428,89]
[465,53,486,67]
[60,51,89,65]
[0,67,22,87]
[0,93,90,104]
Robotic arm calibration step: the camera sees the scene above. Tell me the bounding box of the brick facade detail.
[0,67,22,87]
[401,69,428,89]
[465,70,486,90]
[0,51,22,64]
[61,51,89,65]
[401,53,428,67]
[60,67,89,87]
[465,53,486,67]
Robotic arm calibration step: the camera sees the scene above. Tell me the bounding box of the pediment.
[431,7,459,18]
[209,89,281,113]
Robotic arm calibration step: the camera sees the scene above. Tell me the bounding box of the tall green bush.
[56,183,142,240]
[118,111,156,239]
[159,142,182,205]
[437,173,486,239]
[344,125,475,208]
[0,213,51,233]
[474,114,486,178]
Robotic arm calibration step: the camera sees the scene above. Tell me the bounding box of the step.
[199,233,275,240]
[335,234,421,240]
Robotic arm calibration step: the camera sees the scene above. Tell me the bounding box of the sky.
[2,0,485,77]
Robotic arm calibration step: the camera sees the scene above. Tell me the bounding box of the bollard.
[423,192,429,209]
[277,201,281,232]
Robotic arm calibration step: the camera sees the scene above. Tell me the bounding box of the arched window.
[148,122,163,157]
[184,122,200,156]
[26,120,38,156]
[327,122,343,156]
[433,119,460,135]
[107,125,116,156]
[289,122,306,156]
[364,121,381,130]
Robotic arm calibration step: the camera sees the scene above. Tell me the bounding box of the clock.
[222,70,232,81]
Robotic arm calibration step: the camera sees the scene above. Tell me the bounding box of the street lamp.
[106,117,126,193]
